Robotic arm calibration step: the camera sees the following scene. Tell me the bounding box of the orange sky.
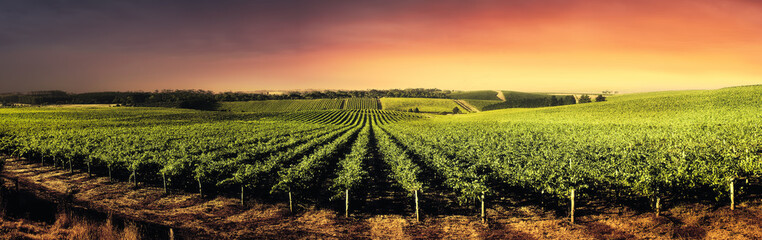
[1,0,760,93]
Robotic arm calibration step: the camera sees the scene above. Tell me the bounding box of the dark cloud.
[0,0,573,55]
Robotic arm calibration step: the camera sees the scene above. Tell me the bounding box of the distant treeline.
[0,90,219,110]
[0,89,451,110]
[216,88,451,101]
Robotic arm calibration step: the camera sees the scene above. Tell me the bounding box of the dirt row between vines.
[4,157,762,239]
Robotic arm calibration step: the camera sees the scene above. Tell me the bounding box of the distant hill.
[466,85,762,125]
[380,97,467,113]
[447,90,502,101]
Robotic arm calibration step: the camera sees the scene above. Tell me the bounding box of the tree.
[595,95,606,102]
[546,96,559,106]
[578,95,592,103]
[452,107,460,114]
[414,107,420,113]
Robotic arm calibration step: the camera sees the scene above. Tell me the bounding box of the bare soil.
[495,90,506,101]
[3,157,762,239]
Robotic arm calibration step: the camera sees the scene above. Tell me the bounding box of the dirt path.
[4,156,762,239]
[495,90,506,101]
[454,100,479,113]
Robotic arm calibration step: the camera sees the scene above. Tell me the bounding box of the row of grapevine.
[331,124,371,217]
[372,124,424,221]
[218,124,357,201]
[344,98,381,110]
[281,109,419,125]
[272,125,362,210]
[380,125,490,221]
[382,120,762,221]
[220,99,344,112]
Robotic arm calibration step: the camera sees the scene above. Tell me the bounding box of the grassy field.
[447,90,501,100]
[380,97,466,113]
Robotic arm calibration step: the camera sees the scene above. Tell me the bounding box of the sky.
[0,0,761,93]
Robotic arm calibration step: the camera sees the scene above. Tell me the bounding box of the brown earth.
[3,157,762,240]
[495,90,506,101]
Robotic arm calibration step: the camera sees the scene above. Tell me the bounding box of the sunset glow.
[1,0,760,92]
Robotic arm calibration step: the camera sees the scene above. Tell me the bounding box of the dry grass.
[0,212,142,240]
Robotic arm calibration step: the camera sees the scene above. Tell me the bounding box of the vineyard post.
[730,178,735,210]
[570,188,575,224]
[197,178,203,197]
[68,159,72,173]
[289,191,293,213]
[481,191,485,223]
[162,172,168,195]
[133,169,138,188]
[240,184,245,205]
[415,190,420,222]
[107,166,112,182]
[86,162,91,178]
[655,196,661,217]
[345,189,349,218]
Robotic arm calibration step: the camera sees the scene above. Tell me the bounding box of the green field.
[380,97,466,113]
[1,85,760,221]
[447,90,501,100]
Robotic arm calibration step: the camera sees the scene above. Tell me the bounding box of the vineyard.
[0,85,761,227]
[344,98,381,110]
[219,99,345,112]
[279,109,420,125]
[219,98,382,112]
[380,97,467,113]
[447,90,502,101]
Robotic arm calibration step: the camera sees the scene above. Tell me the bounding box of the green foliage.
[462,100,503,111]
[280,109,420,125]
[381,98,464,113]
[0,85,759,213]
[481,91,576,110]
[344,98,380,110]
[219,99,344,113]
[579,95,592,103]
[373,125,422,193]
[331,125,371,198]
[595,95,606,102]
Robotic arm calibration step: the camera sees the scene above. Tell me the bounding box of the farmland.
[460,99,503,111]
[447,90,502,101]
[380,97,467,113]
[0,85,761,239]
[219,99,345,112]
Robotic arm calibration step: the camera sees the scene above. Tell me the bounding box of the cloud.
[0,0,760,92]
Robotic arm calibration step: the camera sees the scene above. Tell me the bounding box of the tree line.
[0,89,453,108]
